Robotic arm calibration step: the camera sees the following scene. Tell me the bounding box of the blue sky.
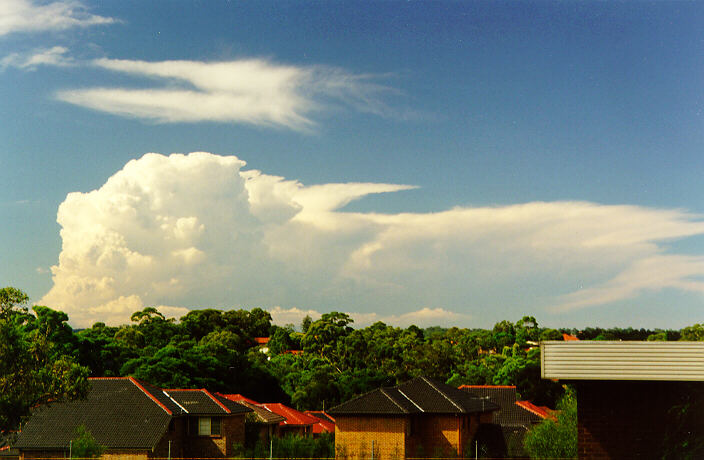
[2,0,704,329]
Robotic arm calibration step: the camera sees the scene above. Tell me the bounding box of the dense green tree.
[301,315,313,333]
[301,312,353,367]
[523,388,577,459]
[268,325,300,356]
[0,287,89,430]
[680,323,704,341]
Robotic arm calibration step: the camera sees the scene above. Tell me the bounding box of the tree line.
[1,286,696,433]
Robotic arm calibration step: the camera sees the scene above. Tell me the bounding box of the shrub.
[234,433,334,459]
[71,425,104,459]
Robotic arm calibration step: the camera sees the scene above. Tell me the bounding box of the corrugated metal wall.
[541,341,704,381]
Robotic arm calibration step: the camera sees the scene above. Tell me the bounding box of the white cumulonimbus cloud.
[56,58,393,131]
[40,152,704,327]
[0,0,114,36]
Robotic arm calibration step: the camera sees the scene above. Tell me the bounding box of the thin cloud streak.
[1,46,73,70]
[0,0,114,36]
[56,58,397,131]
[550,255,704,312]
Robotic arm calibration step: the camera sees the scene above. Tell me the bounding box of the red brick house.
[542,341,704,459]
[218,394,319,439]
[304,411,336,436]
[13,377,251,460]
[217,393,286,442]
[328,376,499,459]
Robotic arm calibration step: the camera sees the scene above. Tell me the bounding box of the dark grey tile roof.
[328,377,500,415]
[13,378,252,452]
[14,378,172,450]
[460,386,542,426]
[166,389,251,416]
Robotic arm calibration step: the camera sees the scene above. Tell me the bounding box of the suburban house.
[459,385,551,458]
[217,393,286,441]
[259,403,317,437]
[13,377,251,460]
[328,376,499,459]
[542,340,704,459]
[218,395,320,438]
[304,411,336,436]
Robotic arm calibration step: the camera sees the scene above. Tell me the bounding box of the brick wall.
[152,418,187,459]
[577,381,703,459]
[335,414,482,459]
[335,415,406,460]
[102,451,149,460]
[21,449,149,460]
[407,415,475,458]
[20,451,66,459]
[184,414,246,458]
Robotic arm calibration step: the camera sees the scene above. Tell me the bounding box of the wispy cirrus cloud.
[1,45,73,70]
[0,0,114,36]
[56,58,396,131]
[39,152,704,327]
[550,255,704,312]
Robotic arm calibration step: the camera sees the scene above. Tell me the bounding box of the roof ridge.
[203,389,231,414]
[420,377,464,413]
[396,388,424,412]
[162,390,188,414]
[128,377,172,415]
[379,387,410,414]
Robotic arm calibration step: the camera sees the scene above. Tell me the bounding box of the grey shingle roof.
[13,378,252,452]
[14,378,172,450]
[165,389,251,416]
[328,377,500,415]
[459,386,543,426]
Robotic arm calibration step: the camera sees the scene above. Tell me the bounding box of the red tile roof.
[515,401,556,421]
[562,333,579,341]
[218,393,261,405]
[260,403,318,427]
[254,337,270,345]
[304,411,335,434]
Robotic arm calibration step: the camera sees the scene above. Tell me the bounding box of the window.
[198,417,211,435]
[189,416,221,436]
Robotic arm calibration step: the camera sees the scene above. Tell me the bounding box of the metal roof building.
[541,340,704,381]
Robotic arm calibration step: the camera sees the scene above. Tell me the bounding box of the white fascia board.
[541,341,704,381]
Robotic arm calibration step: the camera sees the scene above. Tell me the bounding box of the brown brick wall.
[407,415,469,458]
[183,414,246,458]
[20,451,66,459]
[152,418,187,459]
[21,449,149,460]
[103,451,149,460]
[576,381,704,460]
[335,415,406,460]
[335,414,481,459]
